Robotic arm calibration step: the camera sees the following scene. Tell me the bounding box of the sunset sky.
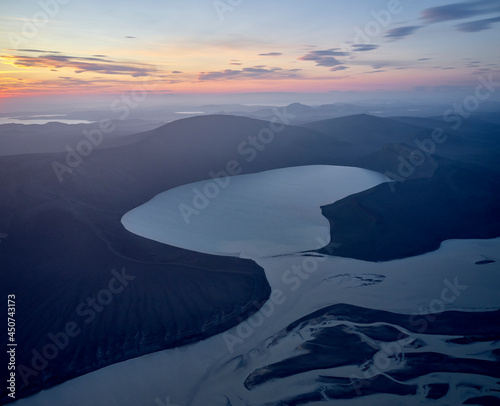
[1,0,499,102]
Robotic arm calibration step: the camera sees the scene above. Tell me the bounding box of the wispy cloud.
[330,66,349,71]
[456,16,500,31]
[0,72,177,95]
[379,1,500,42]
[1,53,157,77]
[258,52,282,56]
[8,49,62,54]
[351,44,379,52]
[298,46,413,73]
[422,0,500,23]
[384,26,422,40]
[298,48,348,67]
[197,66,300,81]
[350,58,412,70]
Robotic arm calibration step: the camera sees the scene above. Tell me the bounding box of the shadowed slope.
[318,157,500,261]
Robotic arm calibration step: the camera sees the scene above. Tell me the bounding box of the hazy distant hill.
[303,114,429,155]
[0,119,164,156]
[245,102,367,124]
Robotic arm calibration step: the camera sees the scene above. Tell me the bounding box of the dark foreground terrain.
[1,111,499,403]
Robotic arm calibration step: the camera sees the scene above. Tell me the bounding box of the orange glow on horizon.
[0,62,482,100]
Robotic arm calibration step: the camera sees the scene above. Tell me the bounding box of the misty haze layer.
[121,165,390,259]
